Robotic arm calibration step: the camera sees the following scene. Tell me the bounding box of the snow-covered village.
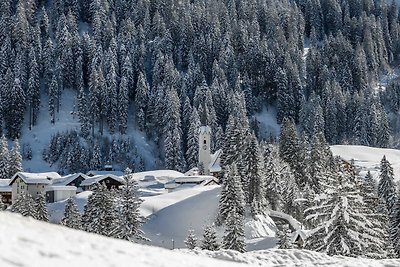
[2,0,400,266]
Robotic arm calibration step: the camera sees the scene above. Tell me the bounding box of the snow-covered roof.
[52,173,88,186]
[86,170,124,177]
[80,174,126,187]
[291,229,309,243]
[130,170,184,183]
[174,176,217,184]
[209,149,222,173]
[10,172,62,185]
[0,179,11,192]
[45,185,77,191]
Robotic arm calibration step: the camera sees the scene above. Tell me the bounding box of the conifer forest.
[2,0,400,260]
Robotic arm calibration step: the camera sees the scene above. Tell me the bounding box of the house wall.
[12,177,27,203]
[27,184,46,199]
[11,176,47,203]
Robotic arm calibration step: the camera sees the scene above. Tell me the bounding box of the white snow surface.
[3,212,399,267]
[185,248,400,267]
[0,212,247,267]
[255,106,280,138]
[331,145,400,181]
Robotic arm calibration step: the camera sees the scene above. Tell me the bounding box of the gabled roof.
[0,179,11,192]
[174,175,217,184]
[209,149,222,173]
[86,170,124,177]
[80,174,126,187]
[9,172,62,186]
[52,173,88,186]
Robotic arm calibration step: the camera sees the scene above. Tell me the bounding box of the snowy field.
[47,183,279,251]
[1,212,399,267]
[331,145,400,181]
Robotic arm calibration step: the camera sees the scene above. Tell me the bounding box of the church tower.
[198,126,211,175]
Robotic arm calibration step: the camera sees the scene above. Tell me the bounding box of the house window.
[203,140,207,144]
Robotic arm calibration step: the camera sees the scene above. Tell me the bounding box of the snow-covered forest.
[1,0,400,171]
[3,0,400,262]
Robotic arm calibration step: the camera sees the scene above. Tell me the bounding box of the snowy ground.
[47,183,279,251]
[1,212,399,267]
[0,212,246,267]
[255,106,280,138]
[331,145,400,182]
[185,248,400,267]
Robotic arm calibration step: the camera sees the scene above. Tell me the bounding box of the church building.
[198,126,221,176]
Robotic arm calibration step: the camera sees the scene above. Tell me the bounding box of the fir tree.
[378,156,397,213]
[0,135,9,179]
[276,224,294,249]
[82,184,117,237]
[201,225,219,251]
[9,139,23,177]
[114,169,146,241]
[61,197,82,230]
[34,193,49,222]
[184,229,198,249]
[222,205,246,253]
[11,193,36,217]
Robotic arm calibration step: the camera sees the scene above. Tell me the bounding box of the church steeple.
[198,126,211,175]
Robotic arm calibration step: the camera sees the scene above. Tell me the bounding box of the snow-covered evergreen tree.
[378,156,397,213]
[217,164,245,225]
[305,163,383,257]
[9,139,23,177]
[82,183,117,237]
[184,229,198,249]
[61,197,82,230]
[34,193,49,222]
[201,225,219,251]
[11,193,36,217]
[276,224,294,249]
[114,168,146,242]
[222,204,246,253]
[0,135,9,179]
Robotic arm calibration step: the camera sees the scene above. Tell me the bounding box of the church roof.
[209,149,222,173]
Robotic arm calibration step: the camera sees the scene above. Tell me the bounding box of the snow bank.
[0,212,246,267]
[185,248,400,267]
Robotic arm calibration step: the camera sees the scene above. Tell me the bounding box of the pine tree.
[185,109,200,169]
[9,139,23,177]
[201,225,219,251]
[222,204,246,253]
[276,224,294,249]
[61,197,82,230]
[184,229,198,249]
[34,193,49,222]
[114,169,146,241]
[0,135,9,179]
[305,164,382,257]
[11,193,36,217]
[378,156,397,213]
[217,164,245,225]
[82,184,117,237]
